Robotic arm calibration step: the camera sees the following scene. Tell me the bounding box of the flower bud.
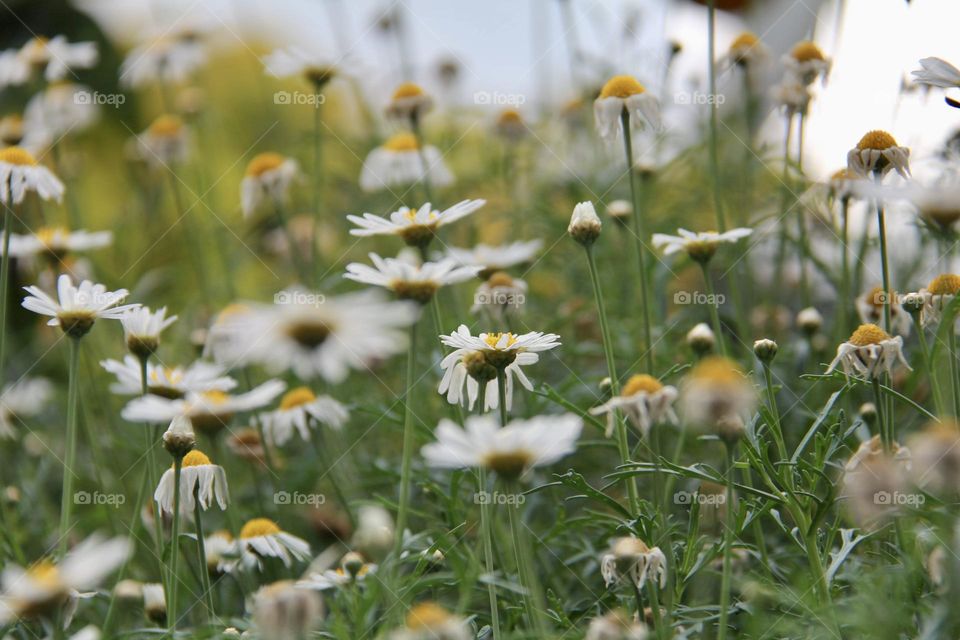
[163,416,196,459]
[901,291,925,315]
[686,322,715,355]
[859,402,877,426]
[796,307,822,336]
[753,338,778,363]
[568,201,602,245]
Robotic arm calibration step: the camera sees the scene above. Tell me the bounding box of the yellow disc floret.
[483,332,518,350]
[622,374,663,396]
[730,32,759,51]
[383,132,419,152]
[392,82,425,100]
[599,75,646,99]
[688,356,746,384]
[486,271,515,288]
[181,450,212,468]
[405,602,453,630]
[240,517,282,539]
[280,386,317,411]
[245,152,286,177]
[848,323,891,347]
[790,41,825,62]
[148,114,184,138]
[856,130,898,151]
[0,146,38,166]
[928,274,960,296]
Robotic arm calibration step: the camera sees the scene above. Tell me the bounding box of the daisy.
[119,28,207,88]
[24,83,99,139]
[358,132,453,193]
[3,227,111,260]
[121,380,285,434]
[902,182,960,233]
[911,57,960,89]
[918,273,960,328]
[240,152,299,218]
[252,580,322,640]
[719,31,767,70]
[0,146,64,205]
[782,40,831,86]
[421,413,582,480]
[680,356,757,431]
[840,436,911,529]
[142,582,166,624]
[204,530,237,575]
[827,168,862,202]
[0,377,52,438]
[21,274,137,338]
[847,130,910,179]
[826,323,910,378]
[0,36,98,87]
[495,108,527,142]
[154,449,229,515]
[600,536,667,590]
[344,252,481,303]
[438,325,561,412]
[135,115,189,167]
[298,553,377,590]
[590,374,678,438]
[211,290,418,383]
[0,534,131,625]
[352,505,395,559]
[652,228,753,263]
[855,287,910,337]
[470,271,528,319]
[605,200,632,225]
[236,518,311,569]
[348,199,485,247]
[386,82,434,122]
[258,386,349,447]
[594,74,662,142]
[101,355,235,398]
[388,602,470,640]
[585,609,649,640]
[119,306,178,358]
[263,46,341,88]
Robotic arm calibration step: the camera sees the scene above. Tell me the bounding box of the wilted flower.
[918,273,960,328]
[680,356,756,430]
[154,449,228,515]
[358,133,453,192]
[907,422,960,496]
[847,130,910,179]
[241,152,299,218]
[590,374,678,438]
[136,115,189,167]
[386,82,434,122]
[0,146,64,204]
[719,32,767,70]
[258,386,349,447]
[841,435,911,529]
[594,75,662,141]
[826,324,910,378]
[600,537,667,591]
[855,287,910,336]
[782,40,831,85]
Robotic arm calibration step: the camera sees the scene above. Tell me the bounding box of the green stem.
[717,442,736,640]
[872,377,890,452]
[168,457,183,634]
[0,205,11,387]
[137,357,168,596]
[274,200,311,284]
[497,369,509,427]
[706,0,726,232]
[760,363,789,483]
[57,338,81,559]
[949,330,960,420]
[395,318,419,550]
[699,262,727,357]
[310,98,324,281]
[193,485,215,621]
[478,468,501,639]
[911,314,944,416]
[839,197,850,337]
[505,481,547,636]
[876,202,892,333]
[411,115,435,204]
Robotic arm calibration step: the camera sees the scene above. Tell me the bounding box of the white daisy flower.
[594,74,662,142]
[907,422,960,495]
[119,306,178,358]
[358,132,453,193]
[847,130,910,179]
[101,355,236,398]
[718,32,768,70]
[0,377,52,438]
[21,273,137,338]
[0,146,64,205]
[897,181,960,233]
[240,152,300,218]
[348,199,485,247]
[385,82,434,122]
[855,287,910,337]
[438,325,561,412]
[3,227,112,260]
[352,505,395,559]
[651,227,753,262]
[826,324,911,379]
[782,40,831,86]
[600,537,667,591]
[443,239,543,274]
[298,559,377,590]
[680,356,757,431]
[236,518,311,570]
[119,28,207,88]
[204,530,237,575]
[911,57,960,89]
[121,380,285,434]
[252,580,322,640]
[0,36,98,87]
[917,273,960,328]
[388,602,470,640]
[470,271,528,320]
[153,449,229,515]
[344,252,481,303]
[827,168,862,203]
[0,113,49,153]
[421,413,582,480]
[262,46,341,87]
[0,534,131,625]
[135,115,189,167]
[24,83,99,139]
[590,374,678,438]
[211,290,418,383]
[258,386,349,447]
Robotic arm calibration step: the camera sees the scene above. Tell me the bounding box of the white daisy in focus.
[438,325,561,412]
[0,36,98,87]
[358,132,453,193]
[21,274,137,338]
[258,386,349,447]
[136,115,189,167]
[344,252,481,303]
[854,287,910,337]
[911,57,960,89]
[0,377,52,438]
[443,239,542,275]
[236,518,311,570]
[0,535,131,626]
[211,290,418,383]
[600,537,667,591]
[782,40,831,86]
[24,83,99,138]
[120,28,207,88]
[421,413,582,480]
[154,449,229,515]
[388,602,470,640]
[594,74,662,142]
[590,374,678,438]
[652,228,753,263]
[0,146,64,205]
[101,355,236,398]
[3,227,111,260]
[241,152,299,218]
[847,130,910,179]
[252,580,322,640]
[119,306,178,358]
[347,199,485,248]
[826,324,910,379]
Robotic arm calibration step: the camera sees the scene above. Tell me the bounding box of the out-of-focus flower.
[568,201,602,245]
[911,57,960,89]
[24,83,99,139]
[0,146,64,204]
[594,75,661,141]
[235,518,311,570]
[495,108,527,141]
[719,32,768,70]
[120,28,207,87]
[21,274,137,338]
[136,115,189,167]
[0,377,52,438]
[258,386,348,447]
[600,537,667,591]
[590,374,678,438]
[444,239,542,275]
[907,422,960,496]
[386,82,434,122]
[358,133,453,192]
[652,228,752,263]
[263,46,341,88]
[782,40,830,86]
[344,252,481,304]
[141,582,165,624]
[0,36,97,87]
[119,306,177,358]
[686,322,715,355]
[918,273,960,327]
[680,356,756,433]
[841,435,911,529]
[388,602,470,640]
[100,355,235,398]
[854,287,910,337]
[252,580,323,640]
[3,227,111,262]
[241,152,299,218]
[298,553,377,590]
[585,609,649,640]
[471,271,527,320]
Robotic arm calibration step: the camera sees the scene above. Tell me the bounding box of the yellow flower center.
[497,109,522,124]
[482,332,518,350]
[831,168,857,182]
[730,32,759,51]
[392,82,425,100]
[406,602,453,630]
[622,374,663,396]
[245,152,286,177]
[26,559,61,589]
[928,273,960,296]
[148,115,184,138]
[612,536,651,558]
[599,75,646,99]
[865,287,894,310]
[856,130,898,151]
[688,356,746,384]
[240,517,281,539]
[280,386,316,411]
[486,271,515,288]
[791,41,825,62]
[0,146,38,166]
[35,226,68,248]
[180,450,212,468]
[200,390,230,405]
[383,132,419,152]
[848,323,891,346]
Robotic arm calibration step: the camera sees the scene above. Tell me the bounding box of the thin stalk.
[168,457,183,634]
[760,363,790,486]
[911,313,944,416]
[57,338,81,559]
[497,369,509,427]
[585,245,640,513]
[274,200,311,284]
[138,357,168,593]
[478,468,501,639]
[839,197,850,336]
[699,262,727,356]
[193,485,215,621]
[395,318,419,550]
[949,330,960,420]
[621,110,654,371]
[505,482,548,637]
[717,442,736,640]
[872,377,891,452]
[706,0,727,232]
[876,201,892,333]
[311,98,324,280]
[0,205,12,387]
[410,115,435,204]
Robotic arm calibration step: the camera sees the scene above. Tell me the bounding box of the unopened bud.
[163,416,196,459]
[687,322,715,355]
[753,338,778,363]
[796,307,822,336]
[568,201,602,245]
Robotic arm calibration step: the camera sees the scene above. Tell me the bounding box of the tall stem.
[57,338,81,559]
[949,330,960,421]
[395,318,419,550]
[0,205,12,387]
[411,115,435,204]
[506,481,547,637]
[478,468,501,639]
[706,0,727,232]
[911,314,944,416]
[620,110,654,371]
[872,377,890,453]
[839,197,850,337]
[876,201,892,333]
[193,486,215,621]
[717,442,736,640]
[168,457,183,633]
[699,262,727,357]
[496,369,509,427]
[761,363,789,479]
[310,98,324,276]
